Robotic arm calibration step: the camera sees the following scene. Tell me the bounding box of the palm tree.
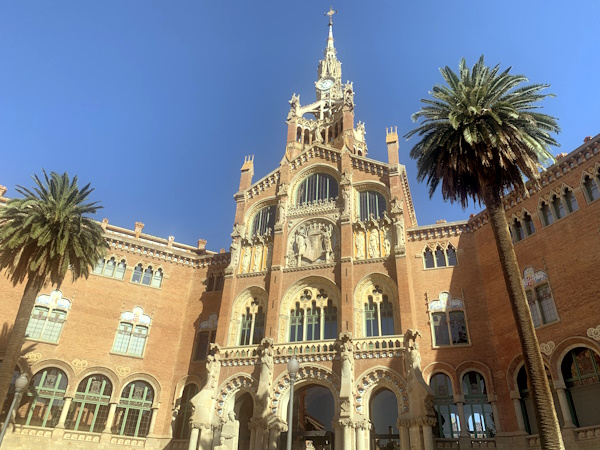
[405,56,563,449]
[0,171,107,406]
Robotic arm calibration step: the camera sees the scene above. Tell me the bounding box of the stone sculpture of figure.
[241,246,252,273]
[382,226,391,257]
[368,229,380,258]
[287,94,300,120]
[342,188,351,214]
[278,182,288,197]
[228,240,240,271]
[277,199,285,224]
[390,196,403,215]
[253,245,263,272]
[295,227,307,258]
[219,412,239,450]
[338,333,354,380]
[344,82,354,108]
[355,231,365,259]
[393,215,405,250]
[315,127,324,144]
[323,224,333,258]
[404,329,422,348]
[231,223,245,239]
[340,170,352,186]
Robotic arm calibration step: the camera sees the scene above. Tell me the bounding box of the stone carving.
[24,352,42,365]
[355,230,365,258]
[287,221,338,268]
[231,223,244,239]
[227,240,240,273]
[343,82,354,108]
[587,325,600,341]
[390,196,403,215]
[257,338,274,412]
[368,229,380,258]
[287,94,300,120]
[337,332,354,381]
[206,351,221,390]
[278,182,288,197]
[393,214,406,255]
[266,242,274,269]
[277,199,286,224]
[72,359,88,373]
[217,412,239,450]
[355,368,408,415]
[116,366,131,378]
[253,245,263,272]
[540,341,556,355]
[340,170,352,186]
[382,226,391,257]
[241,246,252,273]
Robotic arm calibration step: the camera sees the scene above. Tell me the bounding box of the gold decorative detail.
[539,341,556,355]
[23,352,42,364]
[116,366,131,378]
[587,325,600,341]
[72,359,88,373]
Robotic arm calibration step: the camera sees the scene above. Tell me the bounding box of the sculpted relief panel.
[354,215,393,260]
[286,220,339,268]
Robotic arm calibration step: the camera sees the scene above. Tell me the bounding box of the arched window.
[195,313,217,360]
[25,290,71,343]
[563,188,579,213]
[239,306,265,346]
[289,303,304,343]
[523,212,535,237]
[141,266,153,286]
[429,292,468,347]
[173,384,199,439]
[296,173,338,206]
[151,268,163,288]
[522,267,558,328]
[112,307,151,357]
[430,373,460,438]
[323,300,337,339]
[423,244,458,269]
[512,218,525,243]
[131,264,143,284]
[551,194,565,220]
[363,288,395,338]
[93,256,127,280]
[359,191,386,221]
[112,381,154,438]
[583,174,600,202]
[252,205,276,236]
[540,201,554,226]
[306,302,321,341]
[423,248,434,269]
[16,368,68,428]
[462,372,495,438]
[66,374,112,433]
[561,347,600,428]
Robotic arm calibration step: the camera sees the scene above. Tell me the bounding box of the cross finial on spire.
[325,6,337,26]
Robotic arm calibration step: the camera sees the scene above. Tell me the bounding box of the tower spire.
[325,7,337,52]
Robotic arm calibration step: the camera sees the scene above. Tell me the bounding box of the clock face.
[317,79,334,91]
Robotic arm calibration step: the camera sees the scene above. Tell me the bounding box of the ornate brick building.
[1,11,600,450]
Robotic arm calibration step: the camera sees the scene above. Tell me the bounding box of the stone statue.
[241,246,251,273]
[287,94,300,120]
[228,240,240,271]
[253,245,263,272]
[393,215,405,251]
[315,127,324,144]
[338,333,354,380]
[368,229,380,258]
[343,82,354,108]
[323,224,333,259]
[218,412,239,450]
[266,241,274,268]
[382,226,391,257]
[206,352,221,390]
[340,170,352,186]
[295,227,307,258]
[356,231,365,259]
[277,199,285,224]
[390,196,403,215]
[231,223,245,239]
[278,182,288,196]
[257,338,274,412]
[342,188,351,214]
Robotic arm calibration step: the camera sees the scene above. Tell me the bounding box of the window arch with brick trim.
[510,210,536,243]
[522,267,558,328]
[93,255,127,280]
[25,290,71,343]
[173,383,199,439]
[581,169,600,203]
[65,374,113,433]
[422,243,458,269]
[462,371,495,438]
[428,291,469,347]
[111,307,152,357]
[130,263,164,288]
[194,313,218,360]
[430,372,460,438]
[15,367,68,428]
[111,380,154,438]
[560,347,600,428]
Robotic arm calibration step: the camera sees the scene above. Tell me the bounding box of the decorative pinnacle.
[325,6,337,26]
[241,155,255,171]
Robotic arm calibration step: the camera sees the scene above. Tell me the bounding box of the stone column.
[490,397,501,433]
[268,423,285,450]
[510,391,527,433]
[454,396,470,437]
[148,407,158,435]
[340,418,354,450]
[103,403,118,434]
[188,424,200,450]
[423,419,435,450]
[198,424,214,450]
[555,385,575,428]
[397,421,410,449]
[409,422,424,450]
[248,427,256,450]
[55,397,72,429]
[334,422,342,450]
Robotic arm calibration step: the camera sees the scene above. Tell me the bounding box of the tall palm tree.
[406,56,563,449]
[0,171,107,406]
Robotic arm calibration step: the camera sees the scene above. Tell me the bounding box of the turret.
[238,155,254,191]
[386,126,400,166]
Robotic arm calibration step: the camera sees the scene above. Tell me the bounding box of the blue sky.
[1,1,599,251]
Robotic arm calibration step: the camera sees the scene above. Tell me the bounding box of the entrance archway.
[284,384,335,450]
[235,393,253,450]
[369,388,399,449]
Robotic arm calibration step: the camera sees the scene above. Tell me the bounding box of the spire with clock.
[284,8,368,160]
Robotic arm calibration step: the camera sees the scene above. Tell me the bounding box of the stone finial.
[134,222,145,239]
[555,152,568,160]
[0,185,7,197]
[197,239,207,250]
[101,218,109,231]
[385,126,398,143]
[240,155,255,172]
[168,236,175,248]
[436,219,447,224]
[584,136,593,143]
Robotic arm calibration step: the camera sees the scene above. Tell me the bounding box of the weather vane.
[325,6,338,25]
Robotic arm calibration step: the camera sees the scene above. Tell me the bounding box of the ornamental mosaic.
[522,266,548,288]
[121,307,151,325]
[35,290,71,310]
[429,292,464,312]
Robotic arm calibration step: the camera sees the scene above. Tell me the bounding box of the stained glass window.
[296,173,338,206]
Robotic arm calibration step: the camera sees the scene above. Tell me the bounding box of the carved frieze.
[286,220,339,268]
[353,214,392,261]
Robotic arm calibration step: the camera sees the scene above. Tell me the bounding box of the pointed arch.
[228,286,269,346]
[354,366,408,417]
[354,273,399,338]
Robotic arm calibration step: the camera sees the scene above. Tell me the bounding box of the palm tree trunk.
[0,276,44,407]
[482,188,564,450]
